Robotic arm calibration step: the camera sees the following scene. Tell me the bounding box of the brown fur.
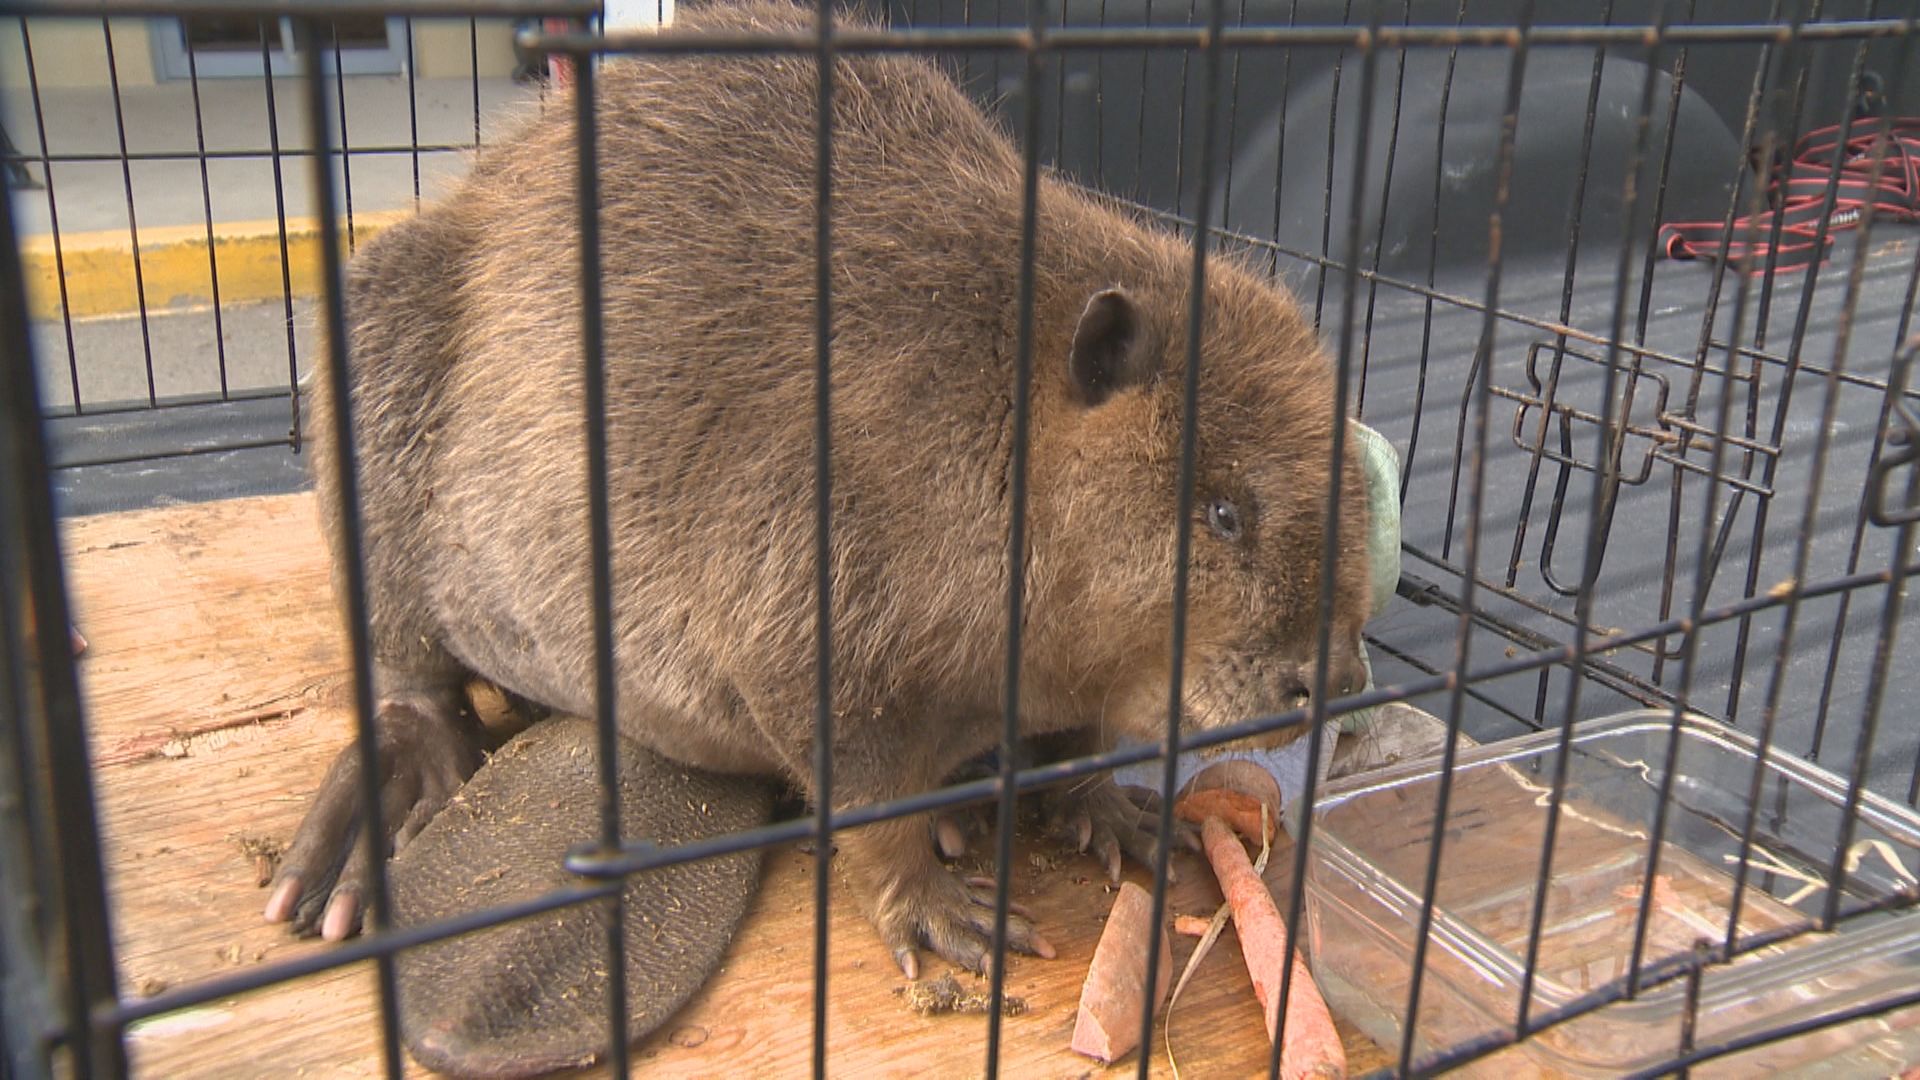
[297,0,1370,971]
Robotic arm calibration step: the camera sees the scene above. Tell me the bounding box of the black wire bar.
[1725,14,1917,947]
[1498,0,1618,590]
[1395,0,1533,1069]
[1351,0,1420,420]
[1822,337,1920,926]
[540,549,1920,875]
[296,18,404,1077]
[332,24,358,251]
[1305,0,1354,332]
[1259,0,1298,286]
[1644,0,1803,690]
[1392,0,1467,508]
[1716,7,1899,721]
[808,0,836,1070]
[1812,242,1920,776]
[99,19,158,409]
[52,436,298,472]
[1514,0,1675,1036]
[1140,209,1918,407]
[405,17,422,205]
[58,543,1919,1064]
[1138,0,1226,1070]
[184,24,233,399]
[262,18,304,450]
[16,22,82,416]
[1621,0,1920,997]
[517,18,1917,57]
[983,0,1046,1064]
[0,100,126,1080]
[0,0,593,15]
[569,38,635,1080]
[1624,80,1778,1002]
[4,143,525,165]
[1268,4,1374,1076]
[1522,13,1697,608]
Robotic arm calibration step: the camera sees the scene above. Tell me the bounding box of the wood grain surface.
[61,492,1395,1079]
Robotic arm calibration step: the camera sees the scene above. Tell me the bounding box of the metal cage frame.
[3,0,1919,1077]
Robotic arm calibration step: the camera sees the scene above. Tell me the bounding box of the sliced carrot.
[1172,914,1214,938]
[1175,788,1274,844]
[1070,880,1173,1064]
[1199,816,1347,1080]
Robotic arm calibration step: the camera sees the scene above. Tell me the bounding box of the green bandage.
[1112,420,1405,819]
[1337,420,1402,737]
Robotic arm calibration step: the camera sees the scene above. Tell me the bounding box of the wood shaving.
[896,972,1028,1017]
[1165,805,1273,1080]
[233,833,285,887]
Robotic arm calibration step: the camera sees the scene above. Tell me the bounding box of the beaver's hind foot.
[263,688,487,940]
[837,814,1057,980]
[1041,775,1201,884]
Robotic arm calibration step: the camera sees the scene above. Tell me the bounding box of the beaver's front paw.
[263,691,485,940]
[1042,776,1200,883]
[872,865,1057,979]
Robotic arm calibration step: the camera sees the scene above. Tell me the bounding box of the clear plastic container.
[1303,709,1920,1078]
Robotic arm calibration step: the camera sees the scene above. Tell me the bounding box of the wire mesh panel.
[0,0,1916,1077]
[2,8,540,489]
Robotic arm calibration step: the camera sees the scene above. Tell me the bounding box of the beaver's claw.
[264,692,484,940]
[876,866,1055,979]
[1042,777,1200,883]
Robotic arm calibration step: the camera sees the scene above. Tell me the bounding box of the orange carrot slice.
[1171,914,1214,938]
[1070,880,1173,1064]
[1199,816,1347,1079]
[1176,788,1275,844]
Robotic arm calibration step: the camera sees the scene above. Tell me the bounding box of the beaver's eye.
[1207,496,1243,542]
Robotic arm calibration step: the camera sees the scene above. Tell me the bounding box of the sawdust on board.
[896,972,1029,1017]
[232,833,286,887]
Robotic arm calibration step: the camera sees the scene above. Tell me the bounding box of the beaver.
[264,0,1372,1067]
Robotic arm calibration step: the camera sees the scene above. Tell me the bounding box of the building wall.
[404,19,523,80]
[0,19,158,90]
[0,17,519,90]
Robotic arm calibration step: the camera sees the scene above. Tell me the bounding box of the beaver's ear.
[1068,287,1157,407]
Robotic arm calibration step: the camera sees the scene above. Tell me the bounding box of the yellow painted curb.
[19,210,415,321]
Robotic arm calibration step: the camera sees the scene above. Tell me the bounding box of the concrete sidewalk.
[5,72,544,322]
[32,298,318,416]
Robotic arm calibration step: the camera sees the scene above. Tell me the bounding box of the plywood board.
[59,492,1393,1079]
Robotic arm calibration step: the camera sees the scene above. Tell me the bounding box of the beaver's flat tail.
[387,717,775,1079]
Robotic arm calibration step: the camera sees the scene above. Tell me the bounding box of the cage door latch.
[1868,337,1920,528]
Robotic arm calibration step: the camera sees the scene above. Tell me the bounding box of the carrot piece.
[1199,816,1347,1080]
[1070,880,1173,1064]
[1176,788,1275,844]
[1172,914,1214,938]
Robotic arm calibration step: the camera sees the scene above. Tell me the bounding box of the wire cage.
[2,0,1918,1076]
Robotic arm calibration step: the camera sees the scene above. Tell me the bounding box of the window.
[151,16,407,80]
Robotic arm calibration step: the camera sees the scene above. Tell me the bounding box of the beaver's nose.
[1325,652,1369,701]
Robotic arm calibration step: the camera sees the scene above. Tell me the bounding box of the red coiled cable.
[1658,116,1920,275]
